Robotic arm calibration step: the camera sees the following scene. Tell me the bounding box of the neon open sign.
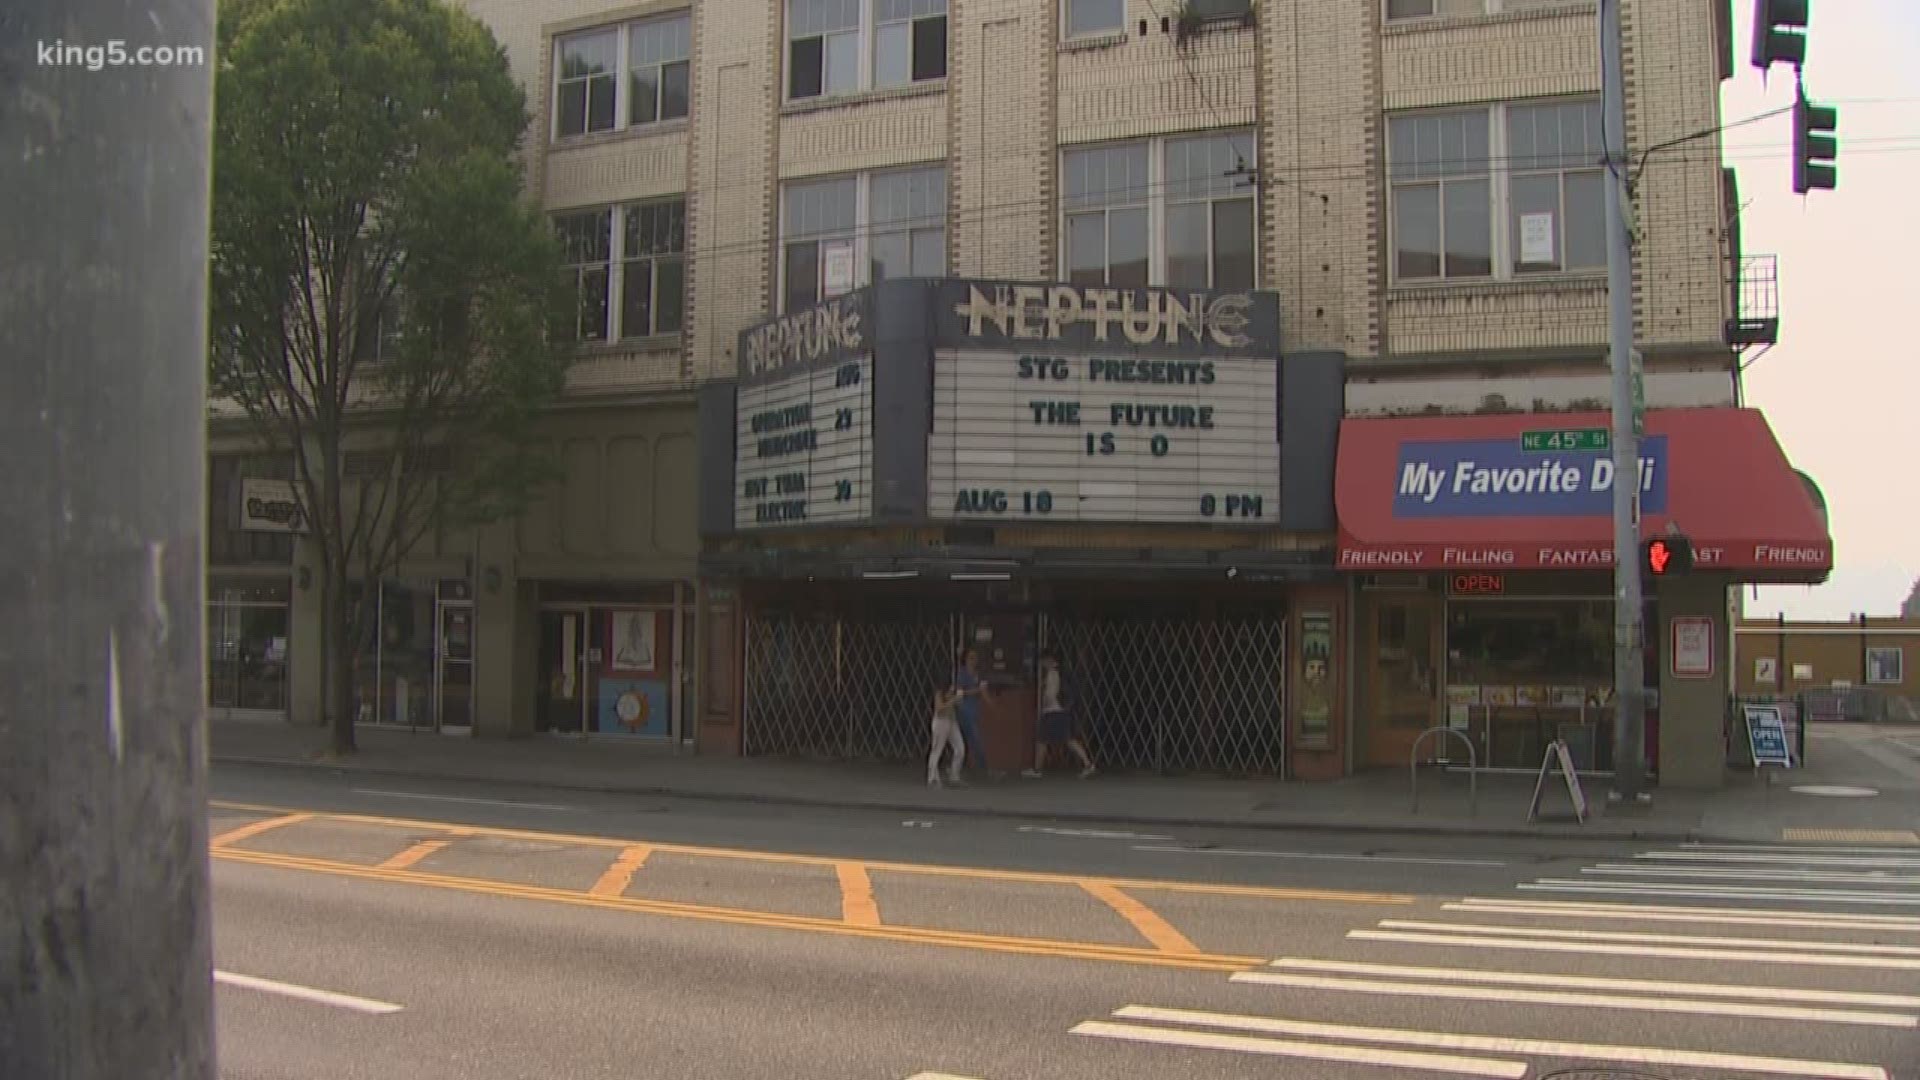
[1449,572,1506,595]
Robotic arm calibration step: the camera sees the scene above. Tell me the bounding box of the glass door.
[536,608,589,734]
[434,601,474,734]
[1364,596,1440,768]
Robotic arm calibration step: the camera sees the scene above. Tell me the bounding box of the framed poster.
[1755,656,1777,684]
[607,609,661,676]
[1867,647,1904,685]
[1670,616,1713,679]
[1295,610,1335,749]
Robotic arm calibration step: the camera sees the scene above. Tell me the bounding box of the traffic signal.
[1751,0,1809,71]
[1793,90,1838,193]
[1643,536,1694,577]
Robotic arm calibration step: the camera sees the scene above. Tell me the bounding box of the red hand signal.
[1647,540,1671,574]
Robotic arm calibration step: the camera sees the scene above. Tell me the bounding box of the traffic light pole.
[1600,0,1649,802]
[0,2,217,1077]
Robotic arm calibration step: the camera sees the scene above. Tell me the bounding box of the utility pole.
[1599,0,1648,802]
[0,2,217,1078]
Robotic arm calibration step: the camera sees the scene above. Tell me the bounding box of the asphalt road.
[211,764,1920,1080]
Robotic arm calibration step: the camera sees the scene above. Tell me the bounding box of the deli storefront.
[1335,407,1831,782]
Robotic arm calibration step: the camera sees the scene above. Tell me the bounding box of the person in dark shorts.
[1024,649,1095,779]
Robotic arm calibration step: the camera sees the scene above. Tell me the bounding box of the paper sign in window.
[822,240,856,298]
[1519,212,1556,266]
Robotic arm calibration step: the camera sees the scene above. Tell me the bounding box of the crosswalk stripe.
[1104,1005,1890,1080]
[1262,957,1920,1008]
[1229,970,1914,1026]
[1684,842,1920,855]
[1641,851,1920,868]
[1517,880,1920,906]
[1459,895,1920,925]
[1350,929,1920,969]
[1377,919,1920,956]
[1586,865,1920,885]
[1448,900,1920,933]
[1070,1020,1528,1077]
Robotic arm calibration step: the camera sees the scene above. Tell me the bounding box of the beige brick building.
[212,0,1830,787]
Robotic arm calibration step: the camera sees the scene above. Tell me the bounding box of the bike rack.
[1410,726,1477,817]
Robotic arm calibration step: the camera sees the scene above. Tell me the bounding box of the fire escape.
[1726,253,1780,348]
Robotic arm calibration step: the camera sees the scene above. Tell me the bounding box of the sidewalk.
[208,717,1920,844]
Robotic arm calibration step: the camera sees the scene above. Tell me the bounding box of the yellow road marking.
[837,862,882,926]
[590,845,653,898]
[380,838,454,870]
[208,800,1413,906]
[213,847,1261,973]
[210,812,314,848]
[1784,829,1920,844]
[1082,881,1199,954]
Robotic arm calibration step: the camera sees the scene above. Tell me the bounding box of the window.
[868,166,947,282]
[628,16,692,126]
[1062,130,1257,290]
[1388,97,1602,283]
[554,199,688,342]
[1385,0,1579,18]
[1065,0,1125,38]
[357,289,404,363]
[1506,100,1604,274]
[555,30,617,137]
[556,209,612,342]
[779,165,947,312]
[621,201,687,338]
[553,13,690,139]
[788,0,946,101]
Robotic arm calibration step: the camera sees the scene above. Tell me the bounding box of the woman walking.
[927,677,965,787]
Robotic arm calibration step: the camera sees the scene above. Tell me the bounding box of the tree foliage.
[210,0,572,750]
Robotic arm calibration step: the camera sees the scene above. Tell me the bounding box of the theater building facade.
[694,279,1349,778]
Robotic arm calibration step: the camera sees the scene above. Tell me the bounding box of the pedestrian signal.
[1643,536,1693,576]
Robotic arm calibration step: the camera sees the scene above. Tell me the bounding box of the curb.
[211,753,1714,845]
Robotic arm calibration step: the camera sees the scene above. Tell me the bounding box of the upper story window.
[356,288,404,363]
[554,198,687,342]
[780,164,947,312]
[553,13,690,140]
[1386,0,1580,19]
[1062,130,1257,291]
[787,0,947,102]
[1064,0,1126,38]
[1387,98,1603,283]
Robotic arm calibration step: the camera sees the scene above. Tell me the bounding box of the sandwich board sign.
[1528,739,1588,824]
[1743,703,1794,770]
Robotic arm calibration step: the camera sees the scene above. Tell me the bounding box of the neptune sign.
[1391,436,1668,519]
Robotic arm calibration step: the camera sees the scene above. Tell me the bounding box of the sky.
[1722,0,1920,619]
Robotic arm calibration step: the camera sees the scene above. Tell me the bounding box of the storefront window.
[206,576,291,713]
[1446,598,1615,771]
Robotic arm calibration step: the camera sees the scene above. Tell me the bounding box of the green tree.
[211,0,572,753]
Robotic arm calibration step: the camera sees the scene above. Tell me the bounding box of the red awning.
[1335,407,1832,582]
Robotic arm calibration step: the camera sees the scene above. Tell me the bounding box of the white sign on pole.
[1670,616,1714,679]
[927,349,1280,525]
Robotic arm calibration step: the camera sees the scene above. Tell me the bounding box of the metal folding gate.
[1039,610,1287,776]
[743,602,1288,775]
[742,607,955,761]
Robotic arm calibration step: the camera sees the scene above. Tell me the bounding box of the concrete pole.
[1600,0,1648,801]
[0,2,217,1077]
